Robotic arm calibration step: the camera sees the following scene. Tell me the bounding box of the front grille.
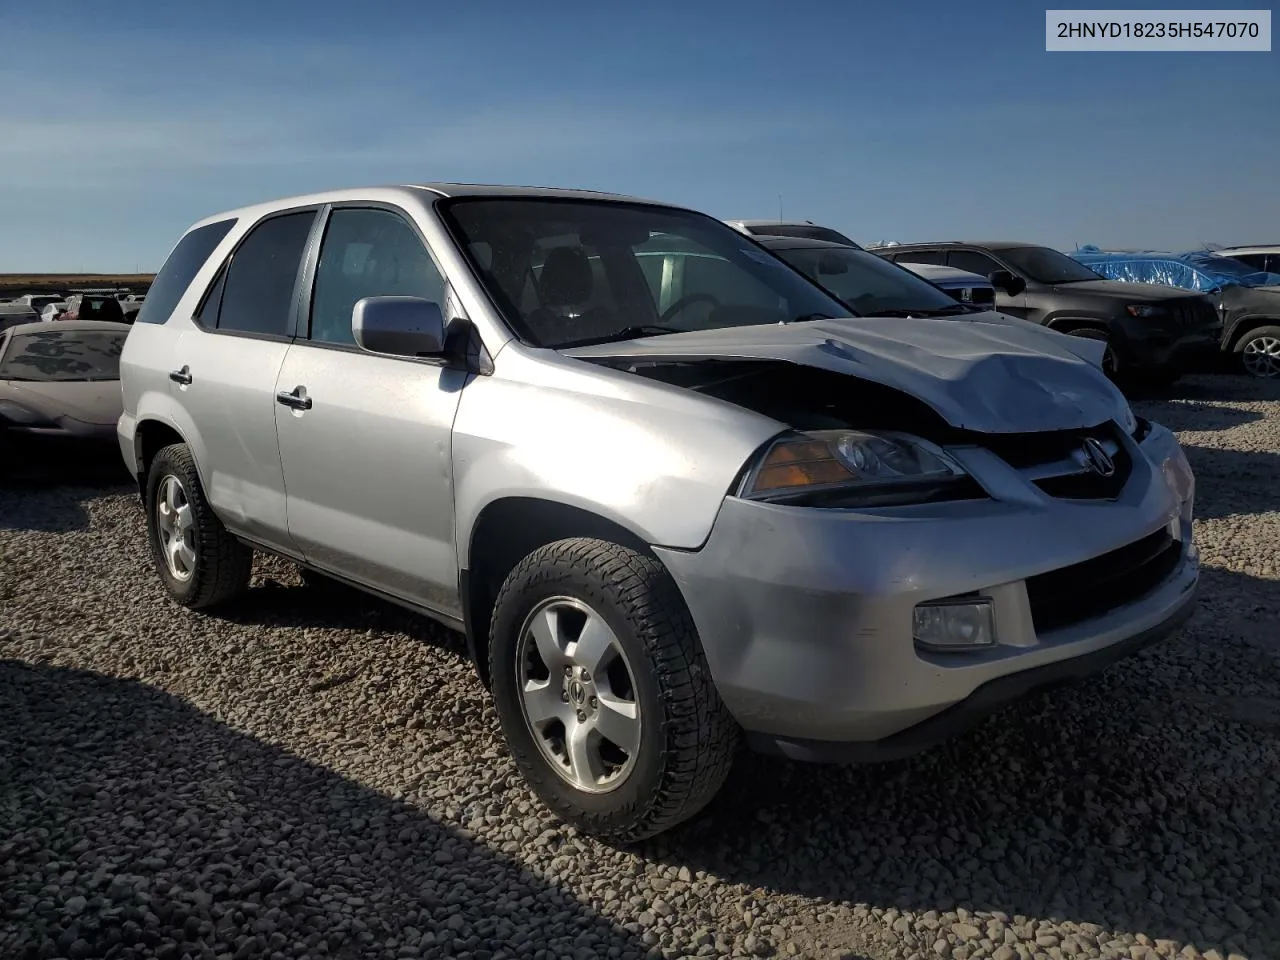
[1026,528,1182,634]
[1170,298,1220,329]
[977,423,1132,500]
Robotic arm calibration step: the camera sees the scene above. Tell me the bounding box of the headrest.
[538,246,592,308]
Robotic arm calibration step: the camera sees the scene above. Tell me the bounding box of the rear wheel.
[489,537,738,842]
[1237,325,1280,378]
[145,443,252,608]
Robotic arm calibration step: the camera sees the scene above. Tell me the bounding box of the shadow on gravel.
[1182,444,1280,520]
[0,454,133,534]
[213,575,473,662]
[0,660,653,960]
[645,571,1280,958]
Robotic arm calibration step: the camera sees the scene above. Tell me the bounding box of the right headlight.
[739,429,971,505]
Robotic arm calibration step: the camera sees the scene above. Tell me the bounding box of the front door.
[948,249,1030,318]
[274,205,467,616]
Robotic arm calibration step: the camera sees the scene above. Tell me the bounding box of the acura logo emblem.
[1081,437,1116,477]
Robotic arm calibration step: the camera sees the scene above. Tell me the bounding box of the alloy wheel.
[156,474,197,581]
[1242,335,1280,378]
[515,597,641,793]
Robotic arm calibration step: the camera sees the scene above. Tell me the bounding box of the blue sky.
[1,0,1276,271]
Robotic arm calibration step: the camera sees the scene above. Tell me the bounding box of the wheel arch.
[1226,315,1280,351]
[1044,315,1112,335]
[461,496,663,688]
[134,418,190,496]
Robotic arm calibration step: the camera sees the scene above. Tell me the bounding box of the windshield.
[440,198,850,348]
[1000,246,1104,284]
[772,245,965,315]
[0,328,126,381]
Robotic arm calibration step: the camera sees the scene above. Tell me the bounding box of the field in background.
[0,274,155,297]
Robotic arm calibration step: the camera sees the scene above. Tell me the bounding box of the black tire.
[489,537,738,842]
[1066,327,1119,377]
[1234,324,1280,379]
[144,442,252,609]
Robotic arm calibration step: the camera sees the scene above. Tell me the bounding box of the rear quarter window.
[136,218,237,325]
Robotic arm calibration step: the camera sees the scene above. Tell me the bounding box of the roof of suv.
[885,241,1037,251]
[754,236,858,250]
[186,182,669,233]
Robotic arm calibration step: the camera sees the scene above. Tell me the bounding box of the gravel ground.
[2,373,1278,960]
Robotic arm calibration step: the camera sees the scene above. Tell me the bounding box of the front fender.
[450,350,783,567]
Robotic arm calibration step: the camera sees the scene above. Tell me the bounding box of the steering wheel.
[660,292,720,324]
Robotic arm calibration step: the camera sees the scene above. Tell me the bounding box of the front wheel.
[489,538,738,842]
[1066,327,1118,378]
[144,443,253,608]
[1237,325,1280,379]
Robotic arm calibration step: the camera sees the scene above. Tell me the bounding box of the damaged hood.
[564,315,1127,434]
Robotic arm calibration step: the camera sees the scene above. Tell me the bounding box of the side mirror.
[989,270,1026,296]
[352,296,446,357]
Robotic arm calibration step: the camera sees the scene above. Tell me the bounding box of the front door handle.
[276,386,313,411]
[169,366,192,385]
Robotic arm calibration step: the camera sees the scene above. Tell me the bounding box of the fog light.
[913,599,996,650]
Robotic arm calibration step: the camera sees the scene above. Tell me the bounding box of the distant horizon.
[2,0,1276,272]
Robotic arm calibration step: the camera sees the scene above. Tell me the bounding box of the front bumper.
[1122,328,1222,372]
[654,422,1198,759]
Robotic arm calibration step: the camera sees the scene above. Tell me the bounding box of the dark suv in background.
[877,241,1222,384]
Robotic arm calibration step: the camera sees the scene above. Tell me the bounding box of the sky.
[1,0,1276,272]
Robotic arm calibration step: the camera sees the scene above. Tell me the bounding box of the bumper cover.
[654,422,1198,755]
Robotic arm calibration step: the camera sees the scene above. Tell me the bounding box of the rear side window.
[212,211,315,338]
[136,218,236,325]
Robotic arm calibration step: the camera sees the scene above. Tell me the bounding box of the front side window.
[440,198,847,348]
[892,249,948,266]
[211,211,316,337]
[998,246,1102,284]
[773,246,961,315]
[309,208,446,346]
[947,250,1002,278]
[0,329,127,381]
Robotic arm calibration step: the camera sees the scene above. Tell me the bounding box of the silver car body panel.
[564,314,1126,434]
[117,184,1199,754]
[654,421,1197,743]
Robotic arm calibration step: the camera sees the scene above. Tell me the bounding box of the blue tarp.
[1071,246,1280,291]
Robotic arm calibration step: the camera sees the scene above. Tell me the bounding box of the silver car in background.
[117,185,1199,840]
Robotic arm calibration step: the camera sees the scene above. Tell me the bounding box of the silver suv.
[118,184,1200,840]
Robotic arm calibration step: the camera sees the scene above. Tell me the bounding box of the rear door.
[170,208,316,549]
[273,204,467,616]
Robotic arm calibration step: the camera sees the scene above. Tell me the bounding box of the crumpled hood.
[2,379,124,424]
[564,315,1128,434]
[1055,278,1204,301]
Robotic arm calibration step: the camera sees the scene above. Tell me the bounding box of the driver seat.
[534,246,614,342]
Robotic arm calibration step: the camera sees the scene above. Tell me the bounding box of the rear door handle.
[276,386,312,411]
[169,366,192,385]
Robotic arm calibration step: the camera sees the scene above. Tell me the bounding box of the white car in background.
[724,219,861,247]
[1211,246,1280,275]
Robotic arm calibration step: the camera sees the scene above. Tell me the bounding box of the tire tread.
[489,537,738,842]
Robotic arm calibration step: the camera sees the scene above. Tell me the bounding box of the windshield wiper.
[870,305,971,318]
[787,312,841,324]
[561,324,683,348]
